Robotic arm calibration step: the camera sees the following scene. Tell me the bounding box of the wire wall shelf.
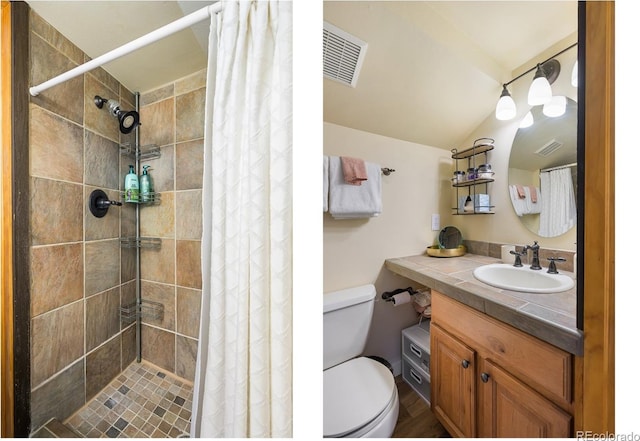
[120,300,164,324]
[120,237,162,249]
[451,138,495,215]
[120,143,161,161]
[119,191,162,205]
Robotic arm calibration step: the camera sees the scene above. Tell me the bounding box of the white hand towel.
[328,156,382,219]
[331,212,381,220]
[509,185,525,216]
[323,155,329,212]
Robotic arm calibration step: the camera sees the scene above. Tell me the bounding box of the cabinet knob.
[481,372,490,383]
[461,359,470,369]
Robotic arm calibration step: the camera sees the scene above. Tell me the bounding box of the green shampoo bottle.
[140,165,154,203]
[124,165,139,203]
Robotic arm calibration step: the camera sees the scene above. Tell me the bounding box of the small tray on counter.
[426,245,466,258]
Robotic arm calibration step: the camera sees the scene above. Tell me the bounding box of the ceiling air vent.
[323,21,368,87]
[534,139,564,157]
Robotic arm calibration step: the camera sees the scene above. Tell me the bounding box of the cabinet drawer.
[402,357,431,403]
[402,325,430,372]
[431,291,572,407]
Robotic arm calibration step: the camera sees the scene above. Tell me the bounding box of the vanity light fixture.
[495,85,517,120]
[493,42,576,121]
[527,63,553,105]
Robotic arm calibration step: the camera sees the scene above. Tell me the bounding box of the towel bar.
[381,167,395,175]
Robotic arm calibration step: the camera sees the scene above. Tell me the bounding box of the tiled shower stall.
[28,9,203,433]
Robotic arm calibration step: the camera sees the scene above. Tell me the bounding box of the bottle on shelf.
[124,164,139,203]
[451,138,495,215]
[139,165,154,203]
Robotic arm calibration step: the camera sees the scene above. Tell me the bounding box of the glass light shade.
[528,76,552,105]
[571,60,578,87]
[519,111,534,128]
[495,94,516,120]
[543,95,567,117]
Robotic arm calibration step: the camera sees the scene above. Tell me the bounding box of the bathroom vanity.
[385,253,581,437]
[431,291,572,437]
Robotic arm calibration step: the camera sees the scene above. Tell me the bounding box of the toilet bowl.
[324,357,399,437]
[323,285,399,437]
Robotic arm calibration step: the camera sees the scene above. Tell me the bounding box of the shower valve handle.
[97,199,122,208]
[89,189,122,218]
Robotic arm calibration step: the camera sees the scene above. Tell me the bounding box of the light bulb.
[528,65,552,105]
[495,85,516,120]
[543,95,567,117]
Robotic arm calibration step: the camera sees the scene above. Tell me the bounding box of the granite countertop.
[385,253,583,355]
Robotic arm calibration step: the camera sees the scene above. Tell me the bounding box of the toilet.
[323,284,399,438]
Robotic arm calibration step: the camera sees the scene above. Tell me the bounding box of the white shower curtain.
[191,0,292,437]
[538,168,577,237]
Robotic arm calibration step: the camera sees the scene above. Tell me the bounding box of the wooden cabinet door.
[478,359,572,438]
[431,323,476,437]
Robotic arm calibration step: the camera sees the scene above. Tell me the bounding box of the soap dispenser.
[463,195,474,213]
[140,165,154,203]
[124,165,139,203]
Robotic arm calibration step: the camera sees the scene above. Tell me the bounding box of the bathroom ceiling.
[323,1,578,150]
[26,0,214,94]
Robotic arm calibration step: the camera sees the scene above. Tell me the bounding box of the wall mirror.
[507,97,577,238]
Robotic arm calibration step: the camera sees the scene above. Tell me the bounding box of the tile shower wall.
[135,71,205,382]
[28,10,137,430]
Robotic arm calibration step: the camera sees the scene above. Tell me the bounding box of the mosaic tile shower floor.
[64,360,193,438]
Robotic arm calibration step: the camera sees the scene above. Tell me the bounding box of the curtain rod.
[540,162,578,173]
[29,2,222,96]
[504,42,578,88]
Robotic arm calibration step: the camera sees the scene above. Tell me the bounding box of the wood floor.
[392,377,450,438]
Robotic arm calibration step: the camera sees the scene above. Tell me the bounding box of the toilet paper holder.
[381,287,418,302]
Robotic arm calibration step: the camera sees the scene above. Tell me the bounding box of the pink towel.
[528,186,538,203]
[515,184,526,199]
[341,156,368,186]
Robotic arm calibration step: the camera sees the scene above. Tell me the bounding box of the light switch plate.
[431,214,440,231]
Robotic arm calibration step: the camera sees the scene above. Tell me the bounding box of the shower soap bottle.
[140,165,154,203]
[124,165,139,203]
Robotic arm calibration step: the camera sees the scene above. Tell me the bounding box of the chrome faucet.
[525,241,542,270]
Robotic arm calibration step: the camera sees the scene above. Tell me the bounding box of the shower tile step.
[31,418,81,438]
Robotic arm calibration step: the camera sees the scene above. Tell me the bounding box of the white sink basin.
[472,263,574,293]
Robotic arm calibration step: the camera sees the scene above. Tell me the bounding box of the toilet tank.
[323,284,376,370]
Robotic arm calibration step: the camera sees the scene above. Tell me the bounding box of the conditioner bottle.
[124,165,139,203]
[140,165,154,203]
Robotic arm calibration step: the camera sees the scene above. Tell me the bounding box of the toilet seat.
[324,357,397,437]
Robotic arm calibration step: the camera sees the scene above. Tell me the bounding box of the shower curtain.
[191,0,292,437]
[538,168,577,237]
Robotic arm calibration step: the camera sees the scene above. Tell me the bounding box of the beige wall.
[324,122,453,369]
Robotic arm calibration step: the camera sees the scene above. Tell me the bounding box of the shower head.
[94,95,140,134]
